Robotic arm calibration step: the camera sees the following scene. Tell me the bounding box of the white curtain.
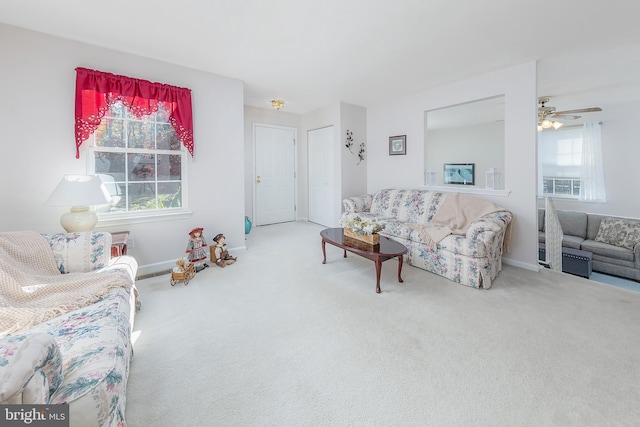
[579,122,606,201]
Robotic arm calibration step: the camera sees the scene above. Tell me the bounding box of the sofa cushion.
[562,235,585,250]
[581,239,635,262]
[370,189,400,218]
[342,194,373,213]
[370,189,445,224]
[43,232,112,274]
[537,232,584,249]
[557,211,587,239]
[594,217,640,250]
[587,214,605,240]
[395,190,444,224]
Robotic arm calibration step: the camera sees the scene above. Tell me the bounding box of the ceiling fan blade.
[550,114,581,120]
[553,107,602,115]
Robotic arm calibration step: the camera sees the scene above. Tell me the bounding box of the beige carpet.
[125,221,640,426]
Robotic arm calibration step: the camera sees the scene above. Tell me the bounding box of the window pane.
[554,180,571,195]
[128,183,157,210]
[158,182,182,208]
[157,154,182,180]
[157,124,181,150]
[95,152,126,178]
[156,102,172,123]
[99,177,124,212]
[110,194,126,212]
[128,121,155,149]
[543,179,553,194]
[95,118,125,148]
[95,152,112,174]
[106,101,126,118]
[573,180,581,196]
[129,153,155,181]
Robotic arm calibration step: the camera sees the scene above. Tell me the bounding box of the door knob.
[256,175,261,183]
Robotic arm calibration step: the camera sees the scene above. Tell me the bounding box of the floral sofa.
[0,231,139,427]
[342,189,512,289]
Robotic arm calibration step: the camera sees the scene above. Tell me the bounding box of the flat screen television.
[443,163,475,185]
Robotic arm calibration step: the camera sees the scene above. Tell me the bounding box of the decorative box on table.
[343,228,380,245]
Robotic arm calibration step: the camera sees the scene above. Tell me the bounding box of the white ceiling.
[1,0,639,115]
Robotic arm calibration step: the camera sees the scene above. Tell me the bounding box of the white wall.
[340,102,367,199]
[0,24,245,275]
[537,100,640,218]
[426,121,505,188]
[367,62,539,269]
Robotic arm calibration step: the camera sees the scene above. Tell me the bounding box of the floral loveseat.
[342,189,512,289]
[0,231,139,427]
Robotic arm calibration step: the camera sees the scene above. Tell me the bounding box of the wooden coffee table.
[320,228,408,294]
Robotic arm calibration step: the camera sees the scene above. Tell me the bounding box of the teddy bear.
[173,257,186,273]
[212,233,237,268]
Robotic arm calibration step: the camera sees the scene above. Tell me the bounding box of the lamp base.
[60,206,98,232]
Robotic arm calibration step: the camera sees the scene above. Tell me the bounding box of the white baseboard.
[137,260,175,279]
[137,245,247,279]
[503,257,541,272]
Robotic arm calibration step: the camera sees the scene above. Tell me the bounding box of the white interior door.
[254,125,296,226]
[308,126,335,227]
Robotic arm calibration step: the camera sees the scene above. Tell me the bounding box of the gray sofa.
[538,209,640,281]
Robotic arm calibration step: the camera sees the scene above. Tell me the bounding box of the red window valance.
[74,67,194,158]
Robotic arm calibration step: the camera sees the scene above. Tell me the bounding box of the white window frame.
[85,105,191,227]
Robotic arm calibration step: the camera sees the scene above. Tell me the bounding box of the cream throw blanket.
[418,193,512,250]
[0,231,133,337]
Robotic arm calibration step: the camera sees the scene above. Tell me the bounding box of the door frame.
[252,123,298,226]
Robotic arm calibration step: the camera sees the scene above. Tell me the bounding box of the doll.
[212,233,237,268]
[186,227,209,272]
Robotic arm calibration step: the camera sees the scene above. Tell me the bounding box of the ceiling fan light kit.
[537,96,602,132]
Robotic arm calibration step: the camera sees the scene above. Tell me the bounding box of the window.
[75,67,194,216]
[538,127,584,198]
[89,101,185,213]
[538,123,605,201]
[538,128,582,198]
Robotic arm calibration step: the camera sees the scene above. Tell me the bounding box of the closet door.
[308,126,336,227]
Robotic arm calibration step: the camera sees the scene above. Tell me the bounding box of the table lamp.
[46,174,112,232]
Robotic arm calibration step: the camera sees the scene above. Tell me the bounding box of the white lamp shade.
[46,175,112,207]
[46,175,112,232]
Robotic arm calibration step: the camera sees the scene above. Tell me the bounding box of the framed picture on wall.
[389,135,406,155]
[443,163,475,185]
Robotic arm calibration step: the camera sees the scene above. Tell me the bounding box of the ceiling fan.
[537,96,602,131]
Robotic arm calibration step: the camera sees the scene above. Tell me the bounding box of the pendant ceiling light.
[271,99,284,110]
